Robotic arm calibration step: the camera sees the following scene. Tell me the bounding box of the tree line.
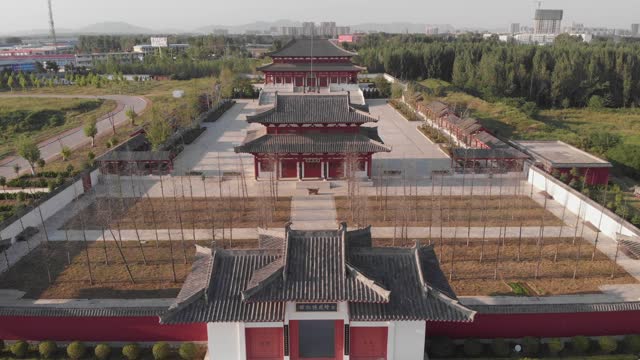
[352,34,640,108]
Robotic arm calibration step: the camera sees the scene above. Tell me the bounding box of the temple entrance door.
[307,77,316,87]
[281,160,297,179]
[328,161,344,179]
[319,77,328,87]
[289,320,343,360]
[350,327,388,360]
[246,328,284,360]
[304,160,322,179]
[295,77,304,87]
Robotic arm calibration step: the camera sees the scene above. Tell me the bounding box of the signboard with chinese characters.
[295,303,338,312]
[150,37,168,48]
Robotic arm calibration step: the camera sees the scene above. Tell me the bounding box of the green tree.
[84,116,98,147]
[18,73,27,92]
[219,67,236,99]
[7,75,14,92]
[16,135,41,175]
[61,146,72,161]
[126,107,138,125]
[146,111,172,150]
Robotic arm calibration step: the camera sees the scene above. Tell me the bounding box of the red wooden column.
[254,157,259,179]
[367,155,372,178]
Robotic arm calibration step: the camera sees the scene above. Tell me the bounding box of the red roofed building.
[235,94,390,180]
[258,39,364,88]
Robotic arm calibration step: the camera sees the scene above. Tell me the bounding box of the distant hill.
[75,22,156,35]
[194,19,300,34]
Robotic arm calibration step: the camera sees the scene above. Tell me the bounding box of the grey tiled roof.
[425,101,450,115]
[242,230,390,303]
[162,225,475,324]
[451,148,530,160]
[234,133,391,154]
[348,247,475,322]
[257,62,364,72]
[162,250,285,324]
[267,39,357,58]
[0,307,165,317]
[468,302,640,314]
[246,95,377,125]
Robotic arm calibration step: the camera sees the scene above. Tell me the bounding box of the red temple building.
[235,94,390,180]
[258,38,364,88]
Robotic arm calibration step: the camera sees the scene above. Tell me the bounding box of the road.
[0,94,149,179]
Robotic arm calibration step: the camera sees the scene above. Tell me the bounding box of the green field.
[0,97,117,158]
[416,79,640,180]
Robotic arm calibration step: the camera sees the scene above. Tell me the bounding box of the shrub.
[66,341,86,360]
[463,339,484,357]
[178,342,198,360]
[0,339,4,351]
[94,343,111,360]
[624,334,640,353]
[122,343,142,360]
[152,342,172,360]
[38,341,57,358]
[521,337,540,357]
[491,338,510,357]
[598,336,618,354]
[571,336,590,354]
[428,336,454,358]
[10,340,29,358]
[547,338,564,356]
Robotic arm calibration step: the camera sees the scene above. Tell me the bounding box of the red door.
[246,328,284,360]
[295,77,304,86]
[304,161,322,178]
[281,160,297,179]
[328,161,344,179]
[350,327,388,360]
[289,320,343,360]
[319,77,328,87]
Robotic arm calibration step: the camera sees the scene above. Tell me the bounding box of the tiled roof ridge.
[427,289,477,323]
[414,243,429,295]
[345,263,391,303]
[282,222,292,283]
[241,258,284,301]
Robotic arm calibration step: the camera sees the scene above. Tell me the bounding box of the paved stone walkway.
[290,195,337,230]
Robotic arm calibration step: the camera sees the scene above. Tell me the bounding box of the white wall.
[1,169,99,243]
[392,321,426,360]
[207,322,246,360]
[528,165,640,240]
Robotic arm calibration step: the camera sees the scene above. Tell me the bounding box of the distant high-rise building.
[425,26,439,35]
[335,26,350,36]
[632,24,640,36]
[534,9,563,34]
[302,22,316,37]
[319,22,336,37]
[510,23,520,34]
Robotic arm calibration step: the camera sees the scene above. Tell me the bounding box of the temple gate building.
[162,224,475,360]
[258,38,364,88]
[235,94,390,180]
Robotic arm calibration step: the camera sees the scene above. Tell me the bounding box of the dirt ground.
[336,195,563,227]
[0,239,257,299]
[374,237,637,296]
[63,197,292,230]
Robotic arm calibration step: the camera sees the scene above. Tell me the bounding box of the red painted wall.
[0,316,207,342]
[427,311,640,339]
[552,167,610,186]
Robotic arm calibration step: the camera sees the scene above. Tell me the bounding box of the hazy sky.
[1,0,637,33]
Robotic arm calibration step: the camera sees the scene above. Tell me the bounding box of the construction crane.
[47,0,57,51]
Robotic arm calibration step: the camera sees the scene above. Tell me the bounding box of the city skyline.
[0,0,637,35]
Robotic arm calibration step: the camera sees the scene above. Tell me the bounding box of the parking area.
[366,99,451,178]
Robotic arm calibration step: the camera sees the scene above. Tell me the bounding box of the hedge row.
[202,100,235,123]
[0,340,201,360]
[428,335,640,358]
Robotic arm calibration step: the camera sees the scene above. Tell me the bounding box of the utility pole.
[47,0,58,52]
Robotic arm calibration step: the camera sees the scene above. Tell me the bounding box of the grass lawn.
[0,97,117,158]
[335,195,562,227]
[417,79,640,149]
[374,237,636,296]
[0,239,256,299]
